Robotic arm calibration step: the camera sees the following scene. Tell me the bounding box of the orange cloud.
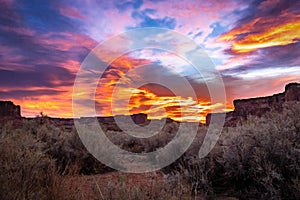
[219,16,300,53]
[116,87,224,123]
[5,54,228,123]
[11,88,73,118]
[88,54,229,123]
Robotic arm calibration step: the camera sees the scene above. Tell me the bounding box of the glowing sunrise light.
[220,20,300,53]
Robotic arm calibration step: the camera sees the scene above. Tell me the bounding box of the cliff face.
[206,82,300,126]
[233,92,285,119]
[0,101,21,118]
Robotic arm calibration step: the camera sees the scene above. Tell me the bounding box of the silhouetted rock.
[206,82,300,126]
[233,92,284,119]
[0,101,21,118]
[285,82,300,101]
[131,113,147,124]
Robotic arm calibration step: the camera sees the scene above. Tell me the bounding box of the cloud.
[219,0,300,54]
[17,0,81,33]
[214,0,300,98]
[0,89,65,99]
[1,0,299,122]
[139,0,246,44]
[0,66,74,88]
[221,70,300,104]
[131,9,176,29]
[93,59,225,122]
[115,0,143,11]
[224,66,300,80]
[0,0,99,118]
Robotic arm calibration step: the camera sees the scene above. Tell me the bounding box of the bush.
[0,102,299,199]
[168,102,300,199]
[0,125,55,200]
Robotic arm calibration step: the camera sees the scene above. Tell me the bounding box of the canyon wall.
[206,82,300,126]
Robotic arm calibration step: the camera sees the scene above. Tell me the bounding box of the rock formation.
[0,101,21,118]
[131,113,148,124]
[206,82,300,126]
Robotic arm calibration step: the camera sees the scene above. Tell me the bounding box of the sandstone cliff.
[0,101,21,118]
[206,82,300,126]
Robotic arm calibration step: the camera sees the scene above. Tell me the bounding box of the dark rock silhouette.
[206,82,300,126]
[0,101,21,118]
[131,113,148,124]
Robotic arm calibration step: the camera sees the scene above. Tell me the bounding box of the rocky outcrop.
[131,113,148,124]
[0,101,21,118]
[285,82,300,101]
[206,82,300,126]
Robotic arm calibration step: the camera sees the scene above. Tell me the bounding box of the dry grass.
[55,172,196,200]
[0,123,55,200]
[0,102,299,199]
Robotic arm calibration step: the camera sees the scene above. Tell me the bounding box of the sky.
[0,0,299,122]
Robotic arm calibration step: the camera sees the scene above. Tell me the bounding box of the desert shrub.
[159,126,216,198]
[1,101,298,199]
[167,156,215,197]
[167,102,300,199]
[65,173,194,200]
[218,102,300,199]
[34,121,113,175]
[105,121,179,153]
[0,124,55,200]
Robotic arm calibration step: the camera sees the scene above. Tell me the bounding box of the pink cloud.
[59,5,86,20]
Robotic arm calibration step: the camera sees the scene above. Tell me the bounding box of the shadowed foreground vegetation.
[0,102,299,199]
